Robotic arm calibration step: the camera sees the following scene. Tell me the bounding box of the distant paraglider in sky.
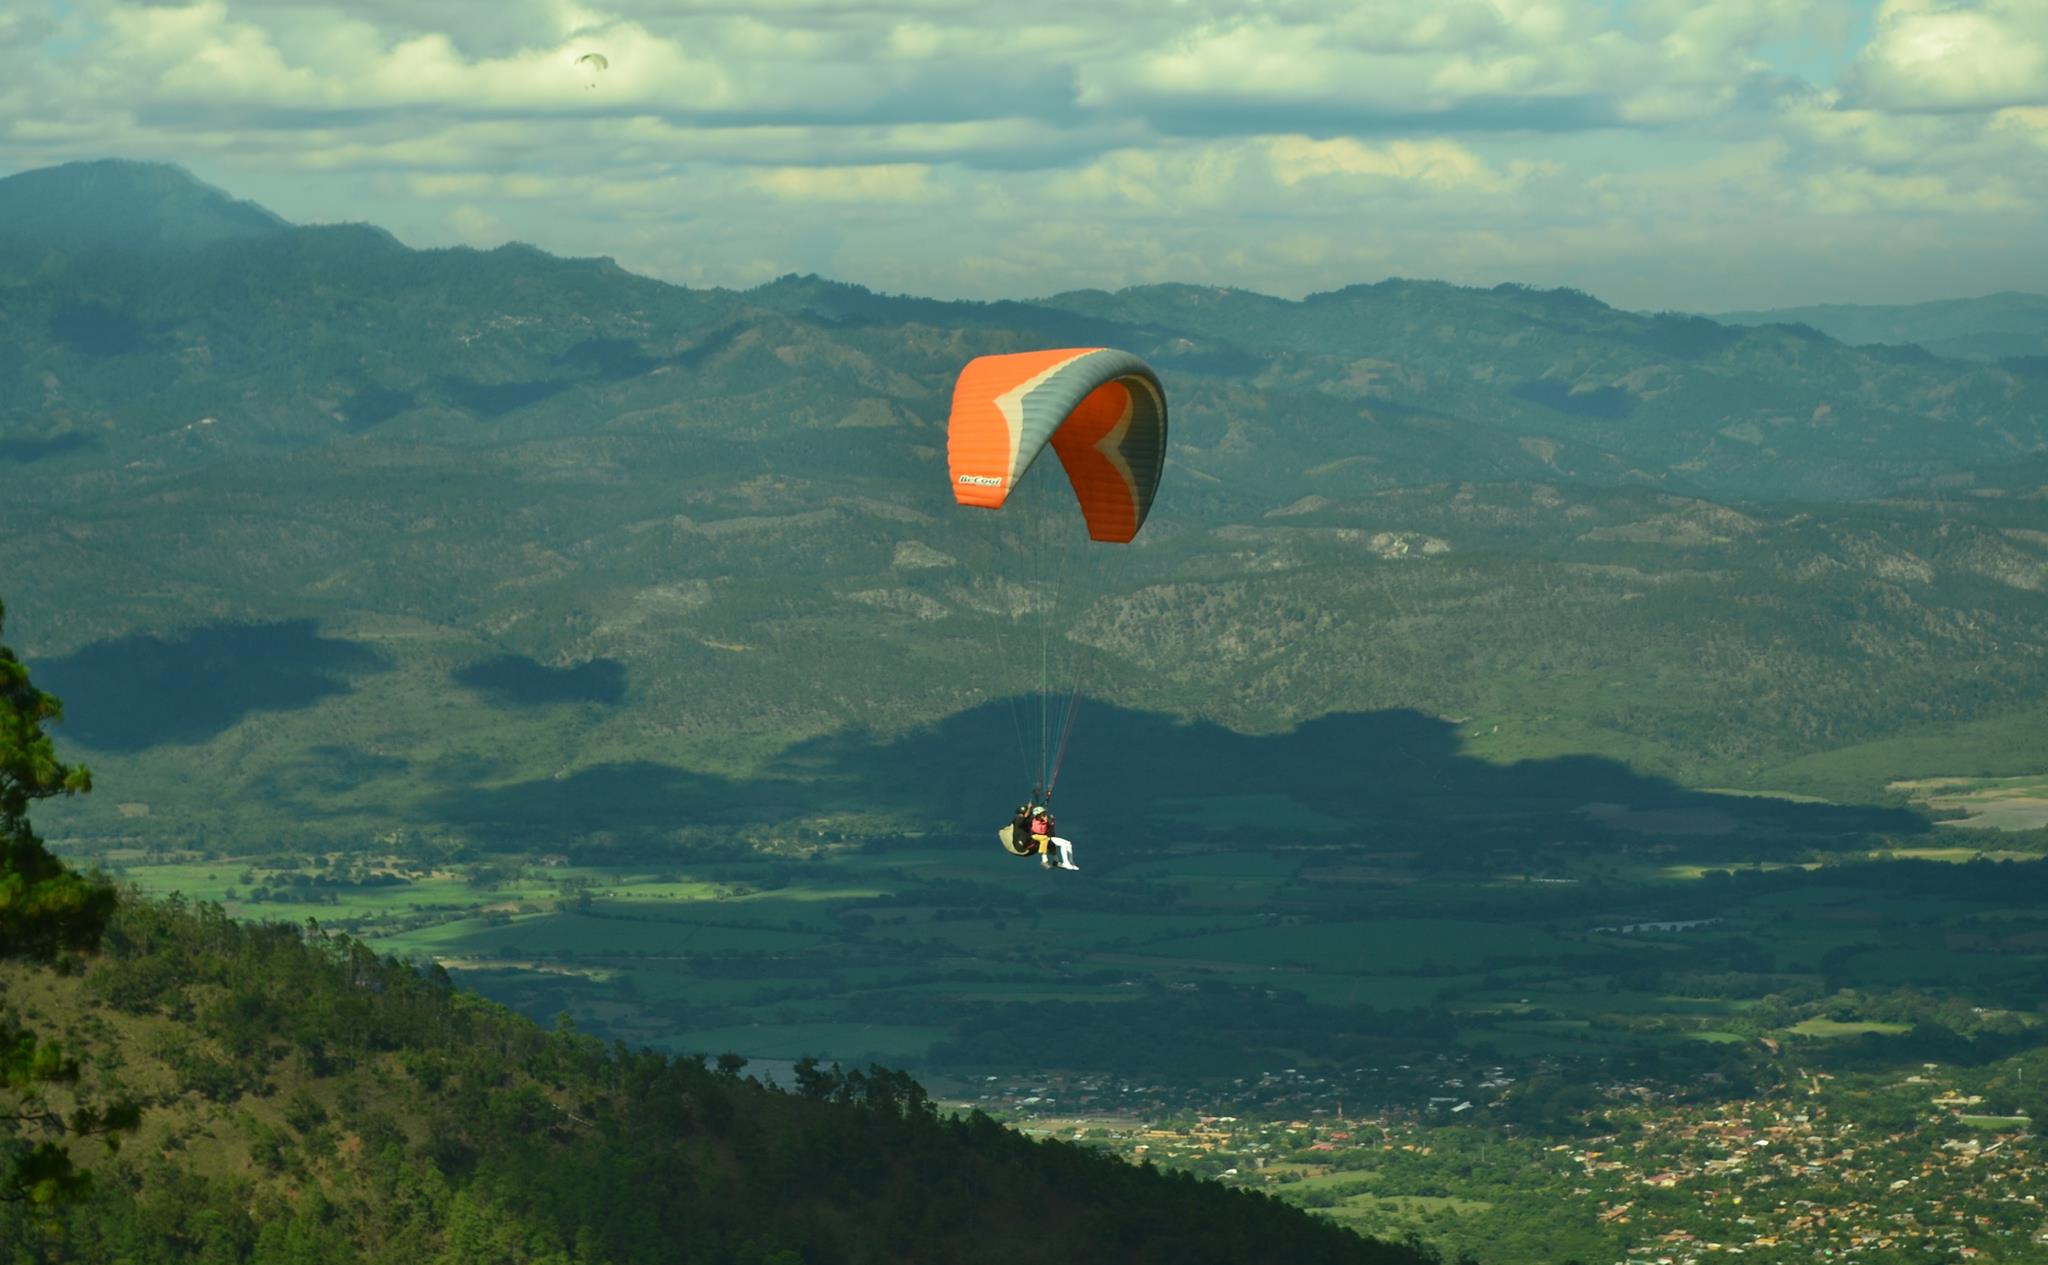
[574,52,608,87]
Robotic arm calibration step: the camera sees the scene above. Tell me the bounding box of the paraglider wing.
[575,52,609,71]
[947,348,1167,543]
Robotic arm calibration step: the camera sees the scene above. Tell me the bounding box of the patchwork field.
[1894,774,2048,832]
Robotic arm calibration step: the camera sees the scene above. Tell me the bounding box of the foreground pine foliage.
[3,895,1440,1265]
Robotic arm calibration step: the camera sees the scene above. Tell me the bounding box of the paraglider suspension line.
[1036,497,1080,794]
[1044,691,1082,799]
[971,500,1039,796]
[1041,532,1136,800]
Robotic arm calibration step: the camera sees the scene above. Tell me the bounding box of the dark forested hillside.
[1,896,1434,1265]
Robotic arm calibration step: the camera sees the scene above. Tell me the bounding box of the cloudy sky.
[3,0,2045,309]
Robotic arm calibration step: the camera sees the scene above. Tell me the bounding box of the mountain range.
[1716,292,2048,365]
[3,159,2045,851]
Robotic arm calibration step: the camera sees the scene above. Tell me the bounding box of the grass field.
[1787,1019,1914,1039]
[1889,774,2048,833]
[1956,1115,2031,1129]
[1271,1167,1495,1236]
[1758,704,2048,803]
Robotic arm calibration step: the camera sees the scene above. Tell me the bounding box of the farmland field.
[1893,774,2048,832]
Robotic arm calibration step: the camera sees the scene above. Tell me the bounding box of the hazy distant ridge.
[0,157,289,253]
[6,159,2048,506]
[1714,292,2048,364]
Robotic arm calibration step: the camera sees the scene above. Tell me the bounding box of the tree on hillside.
[0,597,135,1206]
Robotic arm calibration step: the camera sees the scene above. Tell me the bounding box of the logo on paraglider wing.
[957,474,1005,487]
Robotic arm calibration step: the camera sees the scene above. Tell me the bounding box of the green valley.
[8,156,2048,1265]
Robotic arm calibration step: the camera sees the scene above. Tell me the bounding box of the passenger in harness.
[1030,806,1077,871]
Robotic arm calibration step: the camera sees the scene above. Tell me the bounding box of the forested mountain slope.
[0,612,1431,1265]
[7,160,2044,503]
[2,897,1431,1265]
[0,159,287,257]
[3,160,2047,851]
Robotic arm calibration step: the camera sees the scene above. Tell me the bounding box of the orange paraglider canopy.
[946,348,1167,543]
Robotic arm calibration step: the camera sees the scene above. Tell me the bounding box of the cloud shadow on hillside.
[783,703,1927,855]
[0,432,98,463]
[420,700,1928,857]
[48,301,148,356]
[32,620,387,753]
[451,654,627,706]
[421,761,767,844]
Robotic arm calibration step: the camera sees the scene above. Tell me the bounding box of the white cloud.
[0,5,62,50]
[1993,104,2048,144]
[1847,0,2048,111]
[1804,166,2024,213]
[445,201,511,243]
[745,163,936,203]
[1265,136,1533,193]
[407,171,558,198]
[83,0,740,114]
[0,0,2043,308]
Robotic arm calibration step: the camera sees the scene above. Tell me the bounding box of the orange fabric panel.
[947,348,1100,508]
[1048,380,1140,543]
